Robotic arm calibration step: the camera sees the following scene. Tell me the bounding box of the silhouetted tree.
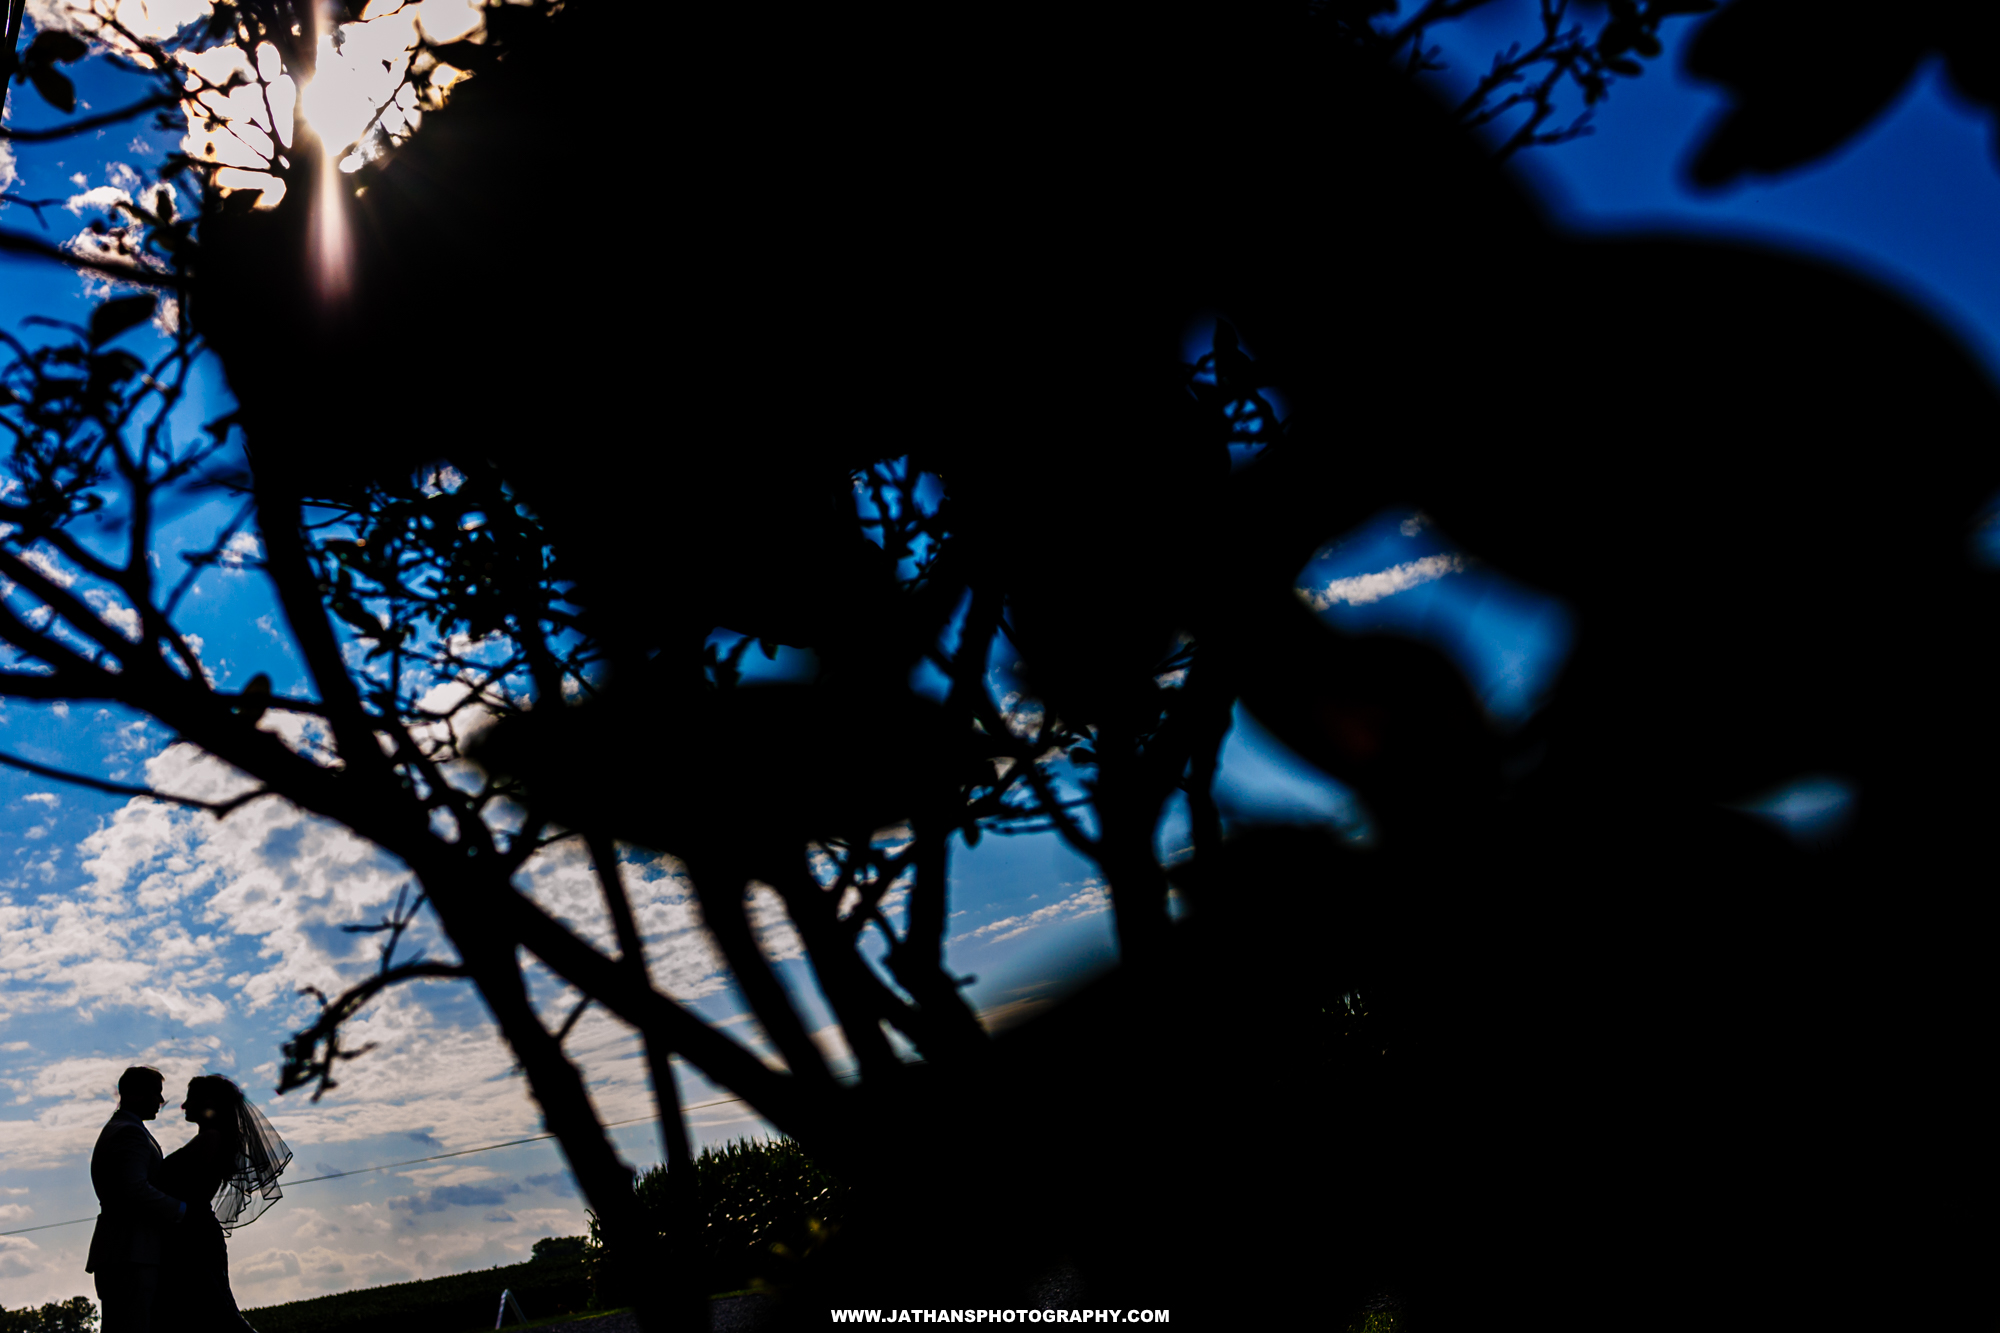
[4,3,1993,1329]
[0,1295,97,1333]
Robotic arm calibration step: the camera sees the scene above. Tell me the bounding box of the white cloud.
[64,185,132,216]
[950,881,1110,946]
[0,1039,231,1173]
[513,842,730,1002]
[745,882,804,964]
[808,1022,852,1070]
[219,531,263,569]
[83,587,143,642]
[996,692,1044,740]
[21,793,59,807]
[1296,553,1469,609]
[17,547,75,589]
[0,1233,42,1280]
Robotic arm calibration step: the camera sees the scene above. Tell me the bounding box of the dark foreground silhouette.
[150,1076,290,1333]
[82,1069,289,1333]
[87,1068,181,1333]
[28,2,1993,1327]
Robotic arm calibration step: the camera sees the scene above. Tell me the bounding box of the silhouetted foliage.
[1687,1,2000,183]
[590,1138,850,1300]
[0,1297,96,1333]
[530,1235,588,1265]
[4,2,1995,1330]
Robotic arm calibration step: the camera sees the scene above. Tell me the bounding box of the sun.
[38,0,483,208]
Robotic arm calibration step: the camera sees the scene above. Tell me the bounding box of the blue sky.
[5,0,1998,1312]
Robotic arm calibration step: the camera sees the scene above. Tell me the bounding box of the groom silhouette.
[85,1067,186,1333]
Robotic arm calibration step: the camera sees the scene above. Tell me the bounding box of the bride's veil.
[214,1093,294,1231]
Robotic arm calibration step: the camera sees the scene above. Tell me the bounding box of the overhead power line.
[0,1094,753,1238]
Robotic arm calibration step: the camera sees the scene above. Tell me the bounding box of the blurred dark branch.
[1181,674,1230,866]
[0,548,142,664]
[338,881,429,965]
[0,669,83,700]
[881,584,997,1055]
[470,930,653,1303]
[0,193,63,227]
[551,995,590,1046]
[0,0,23,93]
[0,226,181,288]
[9,520,129,593]
[279,960,466,1101]
[1389,0,1501,48]
[498,809,549,877]
[982,708,1098,860]
[837,841,914,941]
[0,745,270,814]
[1091,719,1175,961]
[493,867,820,1139]
[763,855,903,1079]
[253,486,398,789]
[681,851,839,1096]
[879,816,987,1059]
[382,717,496,860]
[0,92,179,141]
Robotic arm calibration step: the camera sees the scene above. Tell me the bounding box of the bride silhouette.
[152,1076,293,1333]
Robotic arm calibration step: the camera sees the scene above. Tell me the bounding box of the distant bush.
[591,1136,851,1299]
[531,1235,587,1264]
[0,1297,96,1333]
[241,1250,589,1333]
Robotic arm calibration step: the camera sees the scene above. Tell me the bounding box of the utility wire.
[0,1094,753,1238]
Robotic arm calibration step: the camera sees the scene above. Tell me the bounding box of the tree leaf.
[23,30,90,66]
[429,39,498,72]
[28,65,76,115]
[89,295,158,347]
[1683,0,1924,185]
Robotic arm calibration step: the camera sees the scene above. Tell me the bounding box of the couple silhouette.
[84,1067,292,1333]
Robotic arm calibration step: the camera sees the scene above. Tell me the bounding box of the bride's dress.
[153,1134,259,1333]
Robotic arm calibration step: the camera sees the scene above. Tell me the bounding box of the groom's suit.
[86,1108,184,1333]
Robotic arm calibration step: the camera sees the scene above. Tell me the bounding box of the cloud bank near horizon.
[0,728,1126,1307]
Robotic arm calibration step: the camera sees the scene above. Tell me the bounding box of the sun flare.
[37,0,482,211]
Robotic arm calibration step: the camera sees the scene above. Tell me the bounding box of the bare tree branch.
[0,226,182,288]
[0,746,271,814]
[0,92,179,142]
